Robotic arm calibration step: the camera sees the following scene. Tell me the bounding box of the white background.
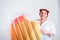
[0,0,60,40]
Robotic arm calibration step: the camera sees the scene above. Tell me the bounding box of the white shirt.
[41,20,56,40]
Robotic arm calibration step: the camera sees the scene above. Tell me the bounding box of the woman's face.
[39,10,48,19]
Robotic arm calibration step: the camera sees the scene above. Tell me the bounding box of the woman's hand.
[40,29,54,37]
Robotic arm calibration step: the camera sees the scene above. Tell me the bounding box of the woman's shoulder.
[47,20,55,25]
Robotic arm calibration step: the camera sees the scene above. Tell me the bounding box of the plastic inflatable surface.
[10,15,41,40]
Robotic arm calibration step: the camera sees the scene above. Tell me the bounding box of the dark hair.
[39,8,49,13]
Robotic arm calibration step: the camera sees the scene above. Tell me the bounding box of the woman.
[39,8,56,40]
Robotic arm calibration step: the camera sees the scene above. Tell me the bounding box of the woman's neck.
[40,18,47,26]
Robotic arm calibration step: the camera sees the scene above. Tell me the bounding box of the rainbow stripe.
[10,15,42,40]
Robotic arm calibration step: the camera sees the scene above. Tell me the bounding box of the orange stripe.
[31,21,41,40]
[10,23,17,40]
[18,16,30,40]
[24,18,37,40]
[14,18,23,40]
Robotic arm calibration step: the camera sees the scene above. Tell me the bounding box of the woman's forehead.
[41,10,47,13]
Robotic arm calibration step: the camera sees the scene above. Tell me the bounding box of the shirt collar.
[41,20,48,26]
